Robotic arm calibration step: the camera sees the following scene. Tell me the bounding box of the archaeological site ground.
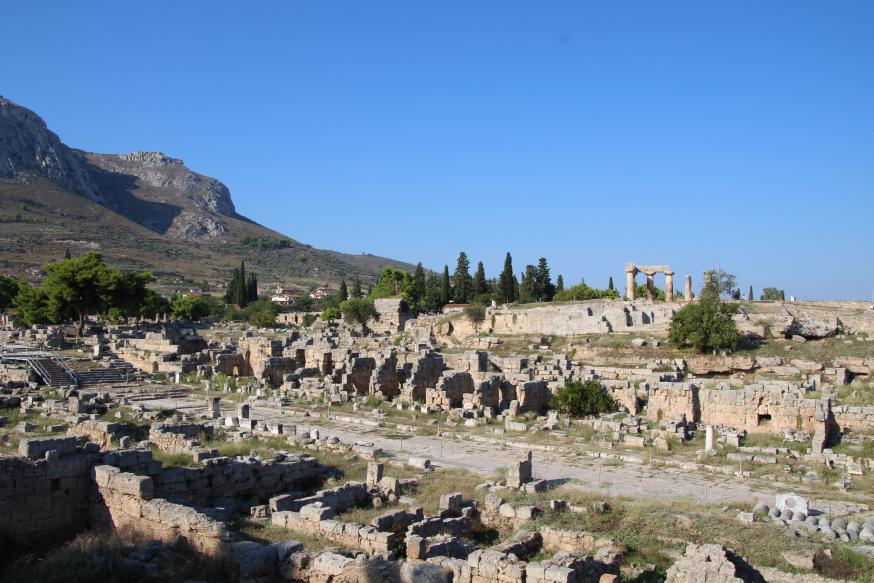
[2,285,874,582]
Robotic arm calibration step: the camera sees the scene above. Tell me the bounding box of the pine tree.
[411,263,426,308]
[351,278,362,299]
[473,261,487,296]
[556,275,564,292]
[441,265,451,305]
[747,285,753,301]
[339,280,348,301]
[498,252,515,303]
[608,276,614,291]
[534,257,555,301]
[452,252,472,303]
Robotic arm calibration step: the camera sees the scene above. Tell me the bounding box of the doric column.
[626,270,636,300]
[665,272,674,302]
[646,273,655,301]
[684,275,692,301]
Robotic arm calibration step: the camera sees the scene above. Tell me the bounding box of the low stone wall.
[154,455,320,504]
[69,420,133,447]
[270,481,369,513]
[92,465,229,555]
[271,508,400,554]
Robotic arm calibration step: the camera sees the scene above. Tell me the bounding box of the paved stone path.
[144,396,867,515]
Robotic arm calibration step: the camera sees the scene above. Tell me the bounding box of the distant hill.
[0,96,413,289]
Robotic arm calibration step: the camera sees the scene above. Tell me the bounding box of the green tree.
[38,252,152,334]
[14,283,50,325]
[351,277,362,299]
[321,306,340,321]
[424,272,442,312]
[498,252,516,303]
[340,298,378,332]
[244,298,278,328]
[441,265,451,305]
[339,280,349,301]
[452,252,472,303]
[410,263,426,310]
[556,275,564,292]
[534,257,555,301]
[760,287,784,301]
[64,248,71,260]
[748,286,754,301]
[518,265,538,303]
[702,268,737,299]
[371,268,411,299]
[463,303,486,330]
[473,261,488,296]
[668,296,739,353]
[553,281,619,302]
[138,289,171,319]
[608,276,614,291]
[551,380,615,418]
[636,283,665,301]
[0,275,22,313]
[246,272,258,303]
[171,295,211,321]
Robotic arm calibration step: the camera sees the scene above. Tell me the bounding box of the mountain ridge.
[0,96,413,288]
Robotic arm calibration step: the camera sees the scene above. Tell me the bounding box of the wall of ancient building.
[91,465,228,555]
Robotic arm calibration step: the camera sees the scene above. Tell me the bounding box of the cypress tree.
[608,276,614,291]
[246,272,258,302]
[441,265,451,305]
[351,277,362,299]
[498,252,515,303]
[748,285,753,301]
[452,252,472,303]
[235,261,248,307]
[473,261,487,296]
[556,275,564,292]
[64,248,71,260]
[339,280,349,301]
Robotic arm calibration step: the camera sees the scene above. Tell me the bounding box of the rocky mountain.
[0,96,413,287]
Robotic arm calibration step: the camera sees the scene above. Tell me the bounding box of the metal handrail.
[51,356,79,385]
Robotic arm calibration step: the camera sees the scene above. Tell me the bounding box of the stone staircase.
[76,359,138,387]
[31,357,77,388]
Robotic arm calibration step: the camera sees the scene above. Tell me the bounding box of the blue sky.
[3,1,873,299]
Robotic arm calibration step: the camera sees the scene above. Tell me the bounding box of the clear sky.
[3,1,873,299]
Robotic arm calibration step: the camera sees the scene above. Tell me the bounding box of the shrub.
[668,297,739,353]
[551,379,615,417]
[463,303,486,325]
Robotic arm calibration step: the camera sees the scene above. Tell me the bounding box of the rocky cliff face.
[0,96,103,204]
[86,151,236,216]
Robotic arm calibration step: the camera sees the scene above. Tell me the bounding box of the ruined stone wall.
[518,380,552,414]
[646,382,698,422]
[426,371,475,408]
[69,420,137,448]
[831,405,874,433]
[153,456,319,504]
[0,449,98,552]
[271,510,399,554]
[646,382,834,434]
[436,300,680,341]
[92,465,228,556]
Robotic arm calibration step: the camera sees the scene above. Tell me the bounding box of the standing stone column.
[684,275,692,302]
[705,425,715,452]
[665,272,674,302]
[646,273,655,301]
[626,270,637,301]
